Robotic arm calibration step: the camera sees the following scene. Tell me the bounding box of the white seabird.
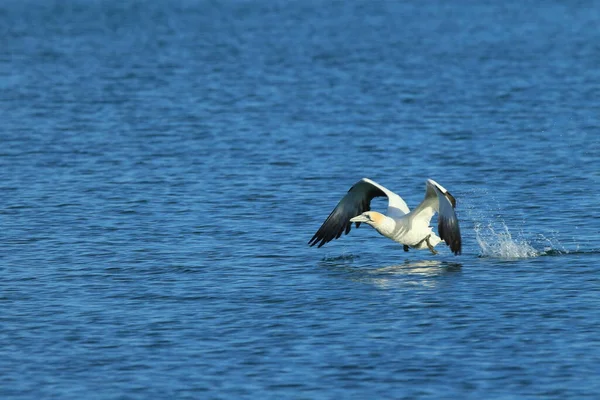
[308,178,462,255]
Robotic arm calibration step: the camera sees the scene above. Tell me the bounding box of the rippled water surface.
[2,1,600,399]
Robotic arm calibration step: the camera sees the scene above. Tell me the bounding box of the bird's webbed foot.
[424,234,438,255]
[403,245,409,252]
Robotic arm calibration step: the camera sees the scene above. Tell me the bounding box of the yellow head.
[349,211,385,226]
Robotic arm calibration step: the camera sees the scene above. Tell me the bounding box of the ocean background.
[1,0,599,398]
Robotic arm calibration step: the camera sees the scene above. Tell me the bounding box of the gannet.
[308,178,462,255]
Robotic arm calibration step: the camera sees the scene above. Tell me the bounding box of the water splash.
[534,232,568,256]
[475,222,539,258]
[461,189,548,259]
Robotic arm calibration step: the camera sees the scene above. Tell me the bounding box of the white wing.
[308,178,409,248]
[410,179,462,255]
[361,178,410,218]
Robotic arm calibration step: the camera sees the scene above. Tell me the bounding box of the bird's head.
[349,211,384,226]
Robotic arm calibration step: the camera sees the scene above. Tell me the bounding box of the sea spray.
[460,188,542,258]
[475,222,539,258]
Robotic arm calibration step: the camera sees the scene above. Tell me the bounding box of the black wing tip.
[308,237,326,248]
[308,220,354,248]
[308,233,319,246]
[309,178,385,249]
[438,215,462,256]
[451,240,462,255]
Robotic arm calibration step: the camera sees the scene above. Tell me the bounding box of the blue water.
[2,1,600,398]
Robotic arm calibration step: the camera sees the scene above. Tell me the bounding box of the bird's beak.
[349,215,368,223]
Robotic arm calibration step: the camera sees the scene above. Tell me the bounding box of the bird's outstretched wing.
[410,179,462,255]
[308,178,409,248]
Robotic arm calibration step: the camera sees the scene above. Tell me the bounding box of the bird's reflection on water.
[319,256,462,289]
